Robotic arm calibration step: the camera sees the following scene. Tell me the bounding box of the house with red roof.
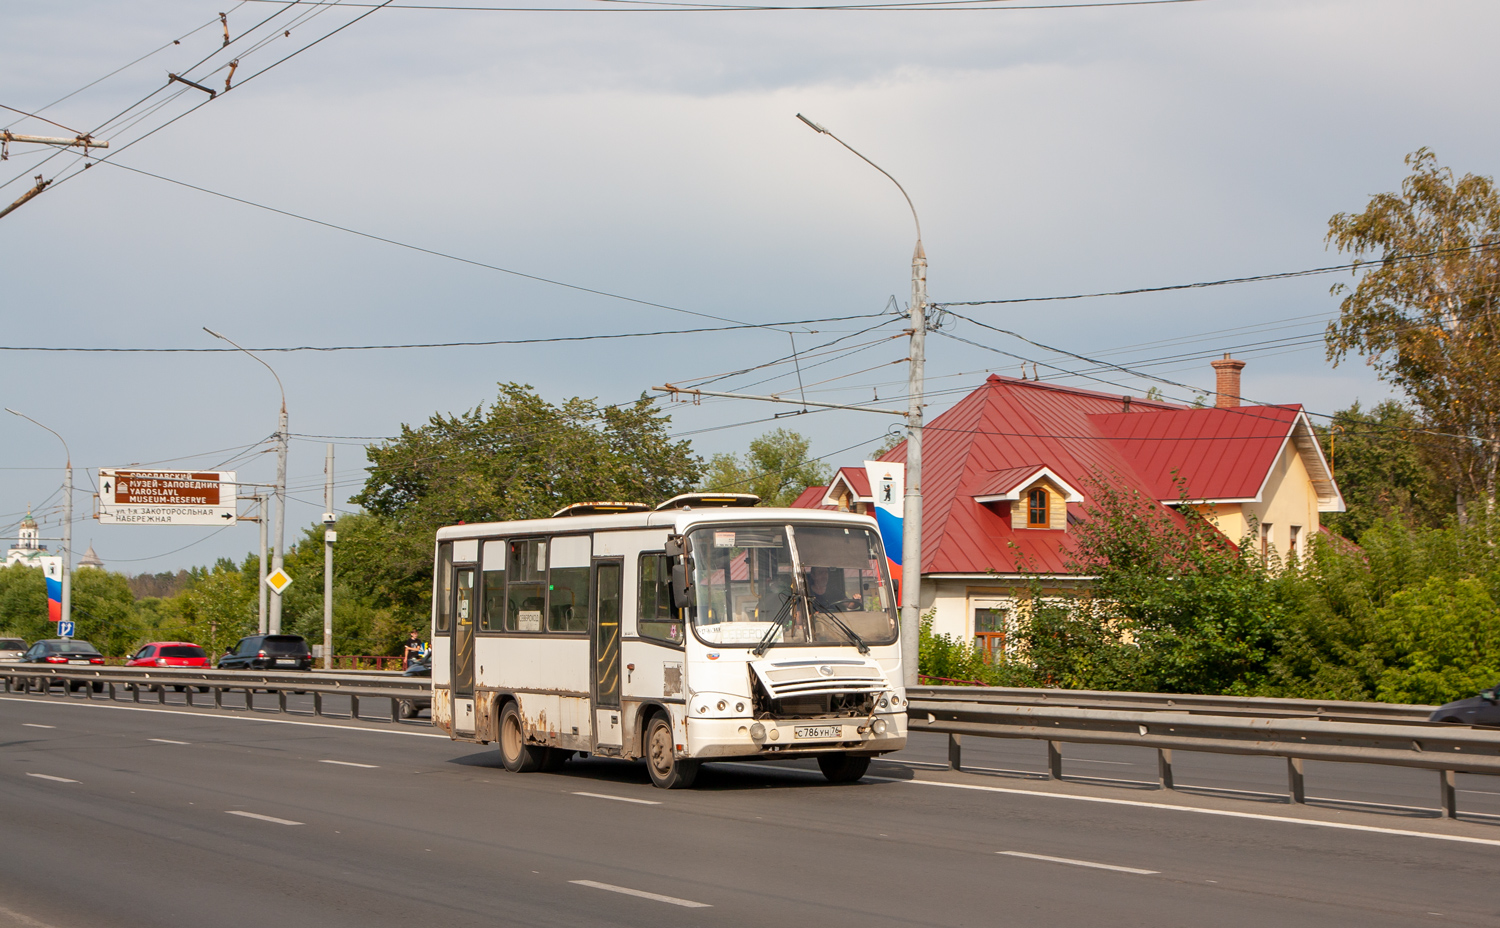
[792,356,1343,657]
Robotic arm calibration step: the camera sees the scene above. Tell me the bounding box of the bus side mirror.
[664,534,684,558]
[670,563,692,610]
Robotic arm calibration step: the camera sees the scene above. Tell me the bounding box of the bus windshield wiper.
[752,593,796,657]
[811,603,870,655]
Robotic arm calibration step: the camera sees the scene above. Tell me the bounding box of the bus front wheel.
[499,702,546,773]
[817,753,871,784]
[645,715,699,789]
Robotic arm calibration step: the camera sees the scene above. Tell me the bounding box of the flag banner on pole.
[863,461,904,587]
[41,556,62,622]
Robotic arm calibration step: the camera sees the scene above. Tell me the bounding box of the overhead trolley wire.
[0,312,886,354]
[235,0,1205,11]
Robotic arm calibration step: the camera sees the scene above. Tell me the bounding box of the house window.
[974,608,1009,662]
[1260,522,1273,559]
[1027,487,1050,528]
[1289,525,1302,560]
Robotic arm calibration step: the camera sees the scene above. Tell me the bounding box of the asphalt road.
[3,692,1500,928]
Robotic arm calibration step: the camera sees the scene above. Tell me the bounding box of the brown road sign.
[98,469,237,526]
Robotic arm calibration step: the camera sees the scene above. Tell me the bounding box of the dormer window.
[1027,487,1050,528]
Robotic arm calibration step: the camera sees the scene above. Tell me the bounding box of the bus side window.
[434,541,453,634]
[507,538,546,633]
[481,539,506,631]
[637,553,682,645]
[548,535,590,633]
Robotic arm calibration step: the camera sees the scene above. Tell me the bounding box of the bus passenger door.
[591,559,624,750]
[452,566,477,735]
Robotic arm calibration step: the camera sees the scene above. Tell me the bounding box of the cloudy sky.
[1,0,1495,575]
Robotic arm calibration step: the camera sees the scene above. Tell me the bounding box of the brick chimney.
[1210,353,1246,408]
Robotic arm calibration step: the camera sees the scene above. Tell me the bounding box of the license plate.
[794,725,842,740]
[67,660,91,664]
[275,659,297,666]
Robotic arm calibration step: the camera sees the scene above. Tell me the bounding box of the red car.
[126,641,211,692]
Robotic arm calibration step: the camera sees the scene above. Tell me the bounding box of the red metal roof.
[1089,405,1301,501]
[790,485,834,510]
[792,373,1328,577]
[832,466,872,498]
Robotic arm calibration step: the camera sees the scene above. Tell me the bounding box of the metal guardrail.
[6,668,1496,817]
[906,690,1499,819]
[908,685,1435,724]
[0,665,427,723]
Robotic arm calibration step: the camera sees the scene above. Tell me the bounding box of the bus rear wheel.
[499,702,546,773]
[645,715,698,789]
[817,753,871,784]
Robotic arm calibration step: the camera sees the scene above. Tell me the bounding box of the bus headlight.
[750,722,766,743]
[871,718,888,735]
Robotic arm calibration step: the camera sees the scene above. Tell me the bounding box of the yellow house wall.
[1193,441,1321,559]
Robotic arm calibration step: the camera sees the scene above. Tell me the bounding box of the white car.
[0,638,26,662]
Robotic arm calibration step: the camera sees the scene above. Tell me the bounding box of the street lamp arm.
[204,327,286,413]
[796,113,922,247]
[5,408,70,466]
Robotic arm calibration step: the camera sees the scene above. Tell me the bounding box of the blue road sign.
[57,620,74,638]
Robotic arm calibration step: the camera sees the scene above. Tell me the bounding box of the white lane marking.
[319,759,379,768]
[0,695,447,739]
[866,776,1500,848]
[573,791,661,805]
[226,810,303,825]
[22,723,55,729]
[26,773,78,783]
[569,880,709,908]
[1068,758,1134,766]
[1000,850,1158,874]
[0,900,60,928]
[149,738,190,745]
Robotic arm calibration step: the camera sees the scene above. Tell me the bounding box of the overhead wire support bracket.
[654,384,908,417]
[168,73,217,99]
[0,175,52,221]
[1,131,109,154]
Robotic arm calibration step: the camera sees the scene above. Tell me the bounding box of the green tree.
[354,383,700,614]
[1316,400,1452,539]
[702,428,830,507]
[1373,577,1500,705]
[1326,149,1500,521]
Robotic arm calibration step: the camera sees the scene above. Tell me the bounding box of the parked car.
[218,634,313,671]
[399,653,431,719]
[1430,684,1500,726]
[0,638,26,662]
[126,641,211,692]
[17,639,105,691]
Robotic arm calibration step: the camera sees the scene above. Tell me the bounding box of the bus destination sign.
[98,469,237,526]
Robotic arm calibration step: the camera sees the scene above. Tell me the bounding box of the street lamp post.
[7,409,72,633]
[205,328,289,635]
[796,114,926,688]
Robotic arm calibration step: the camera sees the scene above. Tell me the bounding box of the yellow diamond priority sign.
[265,569,293,594]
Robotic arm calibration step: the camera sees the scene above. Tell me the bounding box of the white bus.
[429,493,908,788]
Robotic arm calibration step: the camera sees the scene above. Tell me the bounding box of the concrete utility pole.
[205,328,289,634]
[6,409,72,632]
[323,443,335,670]
[796,114,926,688]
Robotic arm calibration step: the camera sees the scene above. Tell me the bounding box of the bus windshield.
[688,523,897,649]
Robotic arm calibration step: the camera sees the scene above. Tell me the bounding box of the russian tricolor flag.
[42,557,62,622]
[863,461,905,595]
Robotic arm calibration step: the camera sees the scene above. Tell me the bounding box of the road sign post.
[98,470,237,526]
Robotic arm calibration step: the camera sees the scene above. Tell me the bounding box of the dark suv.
[218,634,313,671]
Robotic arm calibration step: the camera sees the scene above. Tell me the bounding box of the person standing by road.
[402,630,427,668]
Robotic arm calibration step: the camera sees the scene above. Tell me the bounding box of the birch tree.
[1326,149,1500,520]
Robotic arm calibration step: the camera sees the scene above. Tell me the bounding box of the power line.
[88,159,796,329]
[939,240,1500,308]
[235,0,1205,11]
[0,313,883,353]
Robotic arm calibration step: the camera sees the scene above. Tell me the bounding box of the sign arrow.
[102,480,111,494]
[221,512,234,520]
